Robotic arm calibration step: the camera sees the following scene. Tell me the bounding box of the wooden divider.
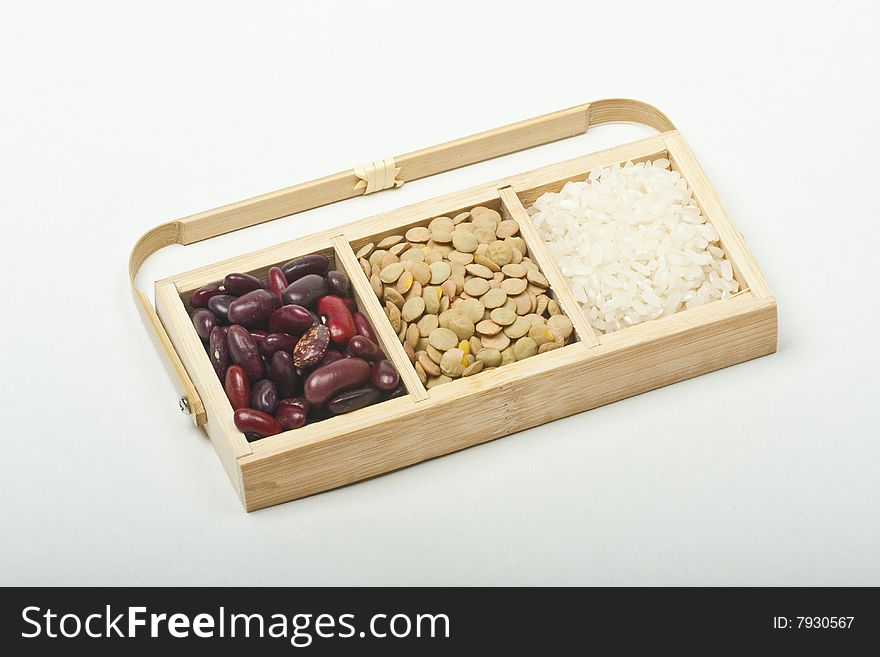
[331,235,429,402]
[498,186,599,347]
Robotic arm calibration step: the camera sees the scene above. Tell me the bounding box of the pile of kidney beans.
[189,254,403,440]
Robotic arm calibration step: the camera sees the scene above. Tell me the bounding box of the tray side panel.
[512,135,672,207]
[155,282,250,503]
[239,293,777,511]
[665,134,772,299]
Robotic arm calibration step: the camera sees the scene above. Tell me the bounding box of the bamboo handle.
[131,99,675,426]
[129,222,207,425]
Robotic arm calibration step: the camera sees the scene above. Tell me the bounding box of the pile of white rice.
[528,159,739,334]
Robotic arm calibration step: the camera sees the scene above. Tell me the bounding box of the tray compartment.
[510,141,767,337]
[348,198,582,390]
[164,241,423,445]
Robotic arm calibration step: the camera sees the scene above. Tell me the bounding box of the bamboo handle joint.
[354,157,404,195]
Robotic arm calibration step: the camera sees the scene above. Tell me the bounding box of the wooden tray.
[130,99,776,511]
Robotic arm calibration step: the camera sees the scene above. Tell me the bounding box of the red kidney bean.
[292,324,331,369]
[304,357,370,406]
[370,359,399,391]
[208,326,230,379]
[326,386,380,414]
[281,254,329,283]
[250,329,268,347]
[343,296,358,312]
[224,365,250,410]
[281,274,327,308]
[234,408,282,437]
[314,348,344,368]
[226,325,264,381]
[278,396,310,413]
[383,383,407,400]
[268,305,317,335]
[352,312,378,343]
[250,379,279,415]
[326,270,351,296]
[223,272,263,296]
[275,401,308,430]
[266,266,287,303]
[190,281,224,309]
[260,332,297,357]
[318,295,357,345]
[207,294,236,324]
[269,351,300,398]
[348,334,382,361]
[191,308,218,341]
[227,289,278,327]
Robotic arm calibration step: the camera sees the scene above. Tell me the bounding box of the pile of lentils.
[358,206,575,388]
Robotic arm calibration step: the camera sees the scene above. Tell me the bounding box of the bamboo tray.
[130,99,777,511]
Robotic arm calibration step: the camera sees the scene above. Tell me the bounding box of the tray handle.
[131,98,675,426]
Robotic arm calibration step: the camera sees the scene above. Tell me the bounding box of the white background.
[1,1,878,586]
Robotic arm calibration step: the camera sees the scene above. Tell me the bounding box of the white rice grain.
[527,159,739,334]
